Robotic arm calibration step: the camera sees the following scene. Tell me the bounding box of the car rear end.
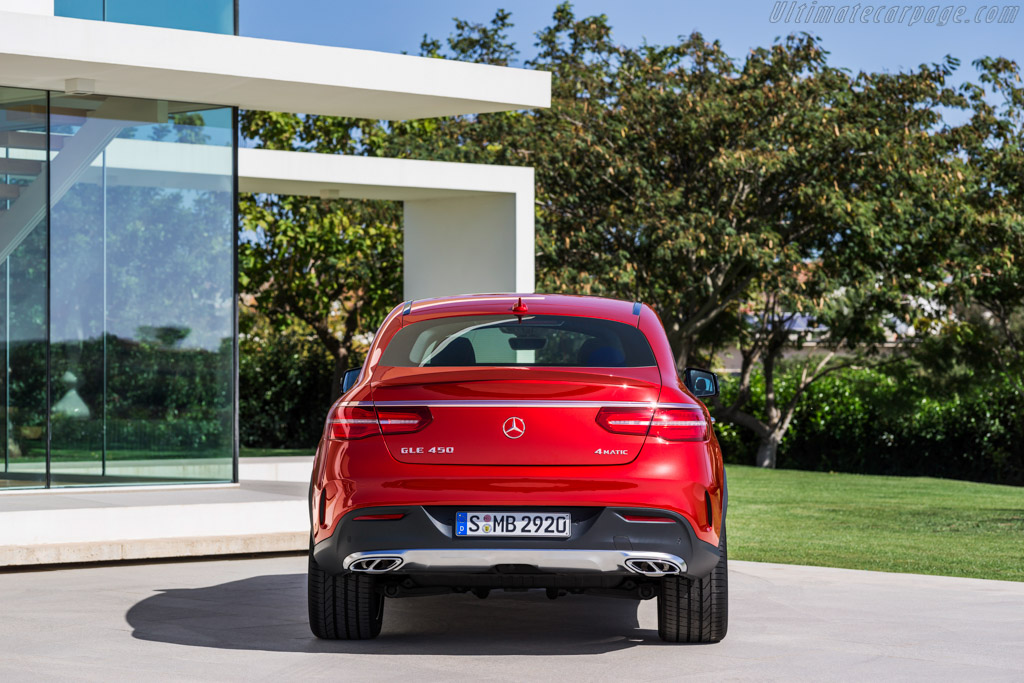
[308,294,728,642]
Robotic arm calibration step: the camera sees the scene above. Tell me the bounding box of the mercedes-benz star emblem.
[502,416,526,439]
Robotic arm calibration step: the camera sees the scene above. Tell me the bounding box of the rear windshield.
[380,315,656,368]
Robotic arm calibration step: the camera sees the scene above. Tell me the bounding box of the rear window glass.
[380,315,656,368]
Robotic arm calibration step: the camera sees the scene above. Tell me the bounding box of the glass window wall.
[0,86,236,490]
[0,87,49,490]
[49,95,234,486]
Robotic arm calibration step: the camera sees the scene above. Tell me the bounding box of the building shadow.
[125,573,667,656]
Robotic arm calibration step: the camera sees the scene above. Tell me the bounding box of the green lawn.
[727,465,1024,582]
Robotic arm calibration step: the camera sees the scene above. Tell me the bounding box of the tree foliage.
[238,193,400,392]
[411,4,1024,466]
[239,4,1024,465]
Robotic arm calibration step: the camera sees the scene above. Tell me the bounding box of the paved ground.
[1,555,1022,682]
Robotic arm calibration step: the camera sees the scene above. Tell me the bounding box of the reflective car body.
[308,293,728,640]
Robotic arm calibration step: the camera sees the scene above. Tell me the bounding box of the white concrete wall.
[404,194,534,299]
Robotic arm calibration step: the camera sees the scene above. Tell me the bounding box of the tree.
[922,56,1024,381]
[236,13,522,400]
[699,47,1000,467]
[418,5,1023,466]
[239,5,1024,460]
[237,103,456,398]
[238,194,401,394]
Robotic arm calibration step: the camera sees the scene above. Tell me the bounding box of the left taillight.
[328,405,433,440]
[328,405,380,440]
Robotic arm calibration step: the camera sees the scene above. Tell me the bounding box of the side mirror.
[341,367,361,394]
[683,367,719,398]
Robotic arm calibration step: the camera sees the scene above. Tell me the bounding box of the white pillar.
[403,189,535,300]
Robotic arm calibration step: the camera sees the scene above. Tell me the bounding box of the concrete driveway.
[1,555,1022,681]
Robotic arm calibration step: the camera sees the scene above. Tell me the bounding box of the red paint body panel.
[403,293,641,326]
[311,294,725,550]
[314,436,719,545]
[372,367,661,465]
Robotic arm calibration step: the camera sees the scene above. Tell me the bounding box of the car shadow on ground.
[126,573,673,655]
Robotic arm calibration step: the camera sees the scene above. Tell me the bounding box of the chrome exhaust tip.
[624,557,683,577]
[348,556,404,573]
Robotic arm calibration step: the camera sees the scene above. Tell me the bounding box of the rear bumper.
[313,505,720,580]
[343,548,687,576]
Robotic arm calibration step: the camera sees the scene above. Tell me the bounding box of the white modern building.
[0,0,550,491]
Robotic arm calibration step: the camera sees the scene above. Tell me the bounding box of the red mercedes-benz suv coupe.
[308,294,728,643]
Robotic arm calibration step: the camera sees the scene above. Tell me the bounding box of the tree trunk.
[673,333,692,371]
[303,317,348,401]
[755,435,780,468]
[331,356,347,401]
[330,300,362,400]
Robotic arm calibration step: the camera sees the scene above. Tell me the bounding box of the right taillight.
[649,407,708,442]
[596,405,708,441]
[328,405,380,440]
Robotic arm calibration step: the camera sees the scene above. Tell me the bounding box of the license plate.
[455,512,571,537]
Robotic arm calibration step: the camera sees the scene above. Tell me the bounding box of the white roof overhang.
[0,10,550,120]
[238,148,534,200]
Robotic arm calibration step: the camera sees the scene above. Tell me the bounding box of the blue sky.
[240,0,1021,80]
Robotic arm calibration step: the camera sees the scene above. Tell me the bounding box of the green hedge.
[9,337,233,460]
[239,329,335,450]
[50,417,229,453]
[714,367,1024,486]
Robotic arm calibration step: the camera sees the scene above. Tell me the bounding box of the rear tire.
[308,547,384,640]
[657,528,728,643]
